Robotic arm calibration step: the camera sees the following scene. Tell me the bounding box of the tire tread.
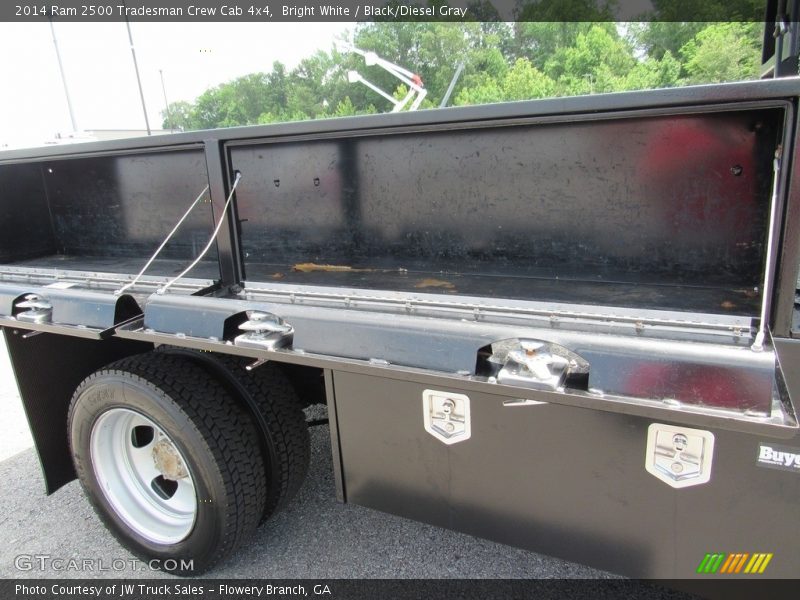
[215,356,310,518]
[67,352,267,573]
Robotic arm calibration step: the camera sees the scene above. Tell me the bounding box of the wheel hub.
[152,438,189,480]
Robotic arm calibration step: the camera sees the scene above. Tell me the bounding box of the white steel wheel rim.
[90,408,197,544]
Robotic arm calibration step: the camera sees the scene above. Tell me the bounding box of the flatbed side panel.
[2,328,152,493]
[332,370,800,578]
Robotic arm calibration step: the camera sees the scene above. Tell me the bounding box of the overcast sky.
[0,22,351,148]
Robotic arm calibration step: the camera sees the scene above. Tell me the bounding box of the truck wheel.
[67,352,266,575]
[215,356,311,518]
[155,348,311,520]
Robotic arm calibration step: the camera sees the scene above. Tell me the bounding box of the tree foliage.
[680,23,761,84]
[162,17,765,131]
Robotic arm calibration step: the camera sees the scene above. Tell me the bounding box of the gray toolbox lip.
[134,290,794,435]
[0,282,141,336]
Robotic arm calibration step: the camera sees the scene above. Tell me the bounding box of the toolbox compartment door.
[331,370,800,578]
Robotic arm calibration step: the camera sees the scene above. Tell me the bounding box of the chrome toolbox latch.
[497,340,569,390]
[14,294,53,324]
[645,424,715,488]
[234,310,294,351]
[423,390,471,445]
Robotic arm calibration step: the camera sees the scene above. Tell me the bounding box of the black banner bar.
[0,1,770,23]
[3,579,800,600]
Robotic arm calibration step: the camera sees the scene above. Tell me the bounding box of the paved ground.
[0,337,618,581]
[0,335,33,462]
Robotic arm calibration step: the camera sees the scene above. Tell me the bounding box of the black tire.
[155,347,311,520]
[67,352,267,575]
[215,355,311,518]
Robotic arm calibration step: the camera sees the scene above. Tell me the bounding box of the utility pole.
[159,69,172,132]
[125,17,151,135]
[440,62,465,108]
[49,19,78,132]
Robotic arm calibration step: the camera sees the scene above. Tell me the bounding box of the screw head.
[672,434,688,452]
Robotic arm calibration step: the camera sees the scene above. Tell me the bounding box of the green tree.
[455,29,510,104]
[680,23,761,84]
[545,24,636,94]
[454,58,555,105]
[285,51,336,119]
[453,72,505,105]
[512,23,599,71]
[628,22,706,64]
[334,96,357,117]
[628,0,764,77]
[512,1,615,69]
[619,50,681,91]
[162,16,766,131]
[161,100,193,131]
[191,72,274,128]
[503,58,555,100]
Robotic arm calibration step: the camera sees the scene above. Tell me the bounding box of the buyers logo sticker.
[697,553,773,574]
[756,443,800,472]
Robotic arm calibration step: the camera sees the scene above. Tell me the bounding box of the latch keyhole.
[442,399,456,432]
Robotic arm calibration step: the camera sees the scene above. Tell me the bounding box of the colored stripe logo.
[697,553,773,574]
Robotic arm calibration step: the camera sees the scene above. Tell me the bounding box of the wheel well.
[152,347,320,477]
[2,329,152,494]
[3,328,323,496]
[154,347,273,430]
[155,347,325,408]
[153,347,314,517]
[277,362,326,408]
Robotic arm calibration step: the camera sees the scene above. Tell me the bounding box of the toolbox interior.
[0,148,219,289]
[232,107,783,317]
[0,106,785,318]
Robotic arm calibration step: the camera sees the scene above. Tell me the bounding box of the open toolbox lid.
[229,103,790,327]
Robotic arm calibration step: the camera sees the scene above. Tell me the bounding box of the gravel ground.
[0,338,620,581]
